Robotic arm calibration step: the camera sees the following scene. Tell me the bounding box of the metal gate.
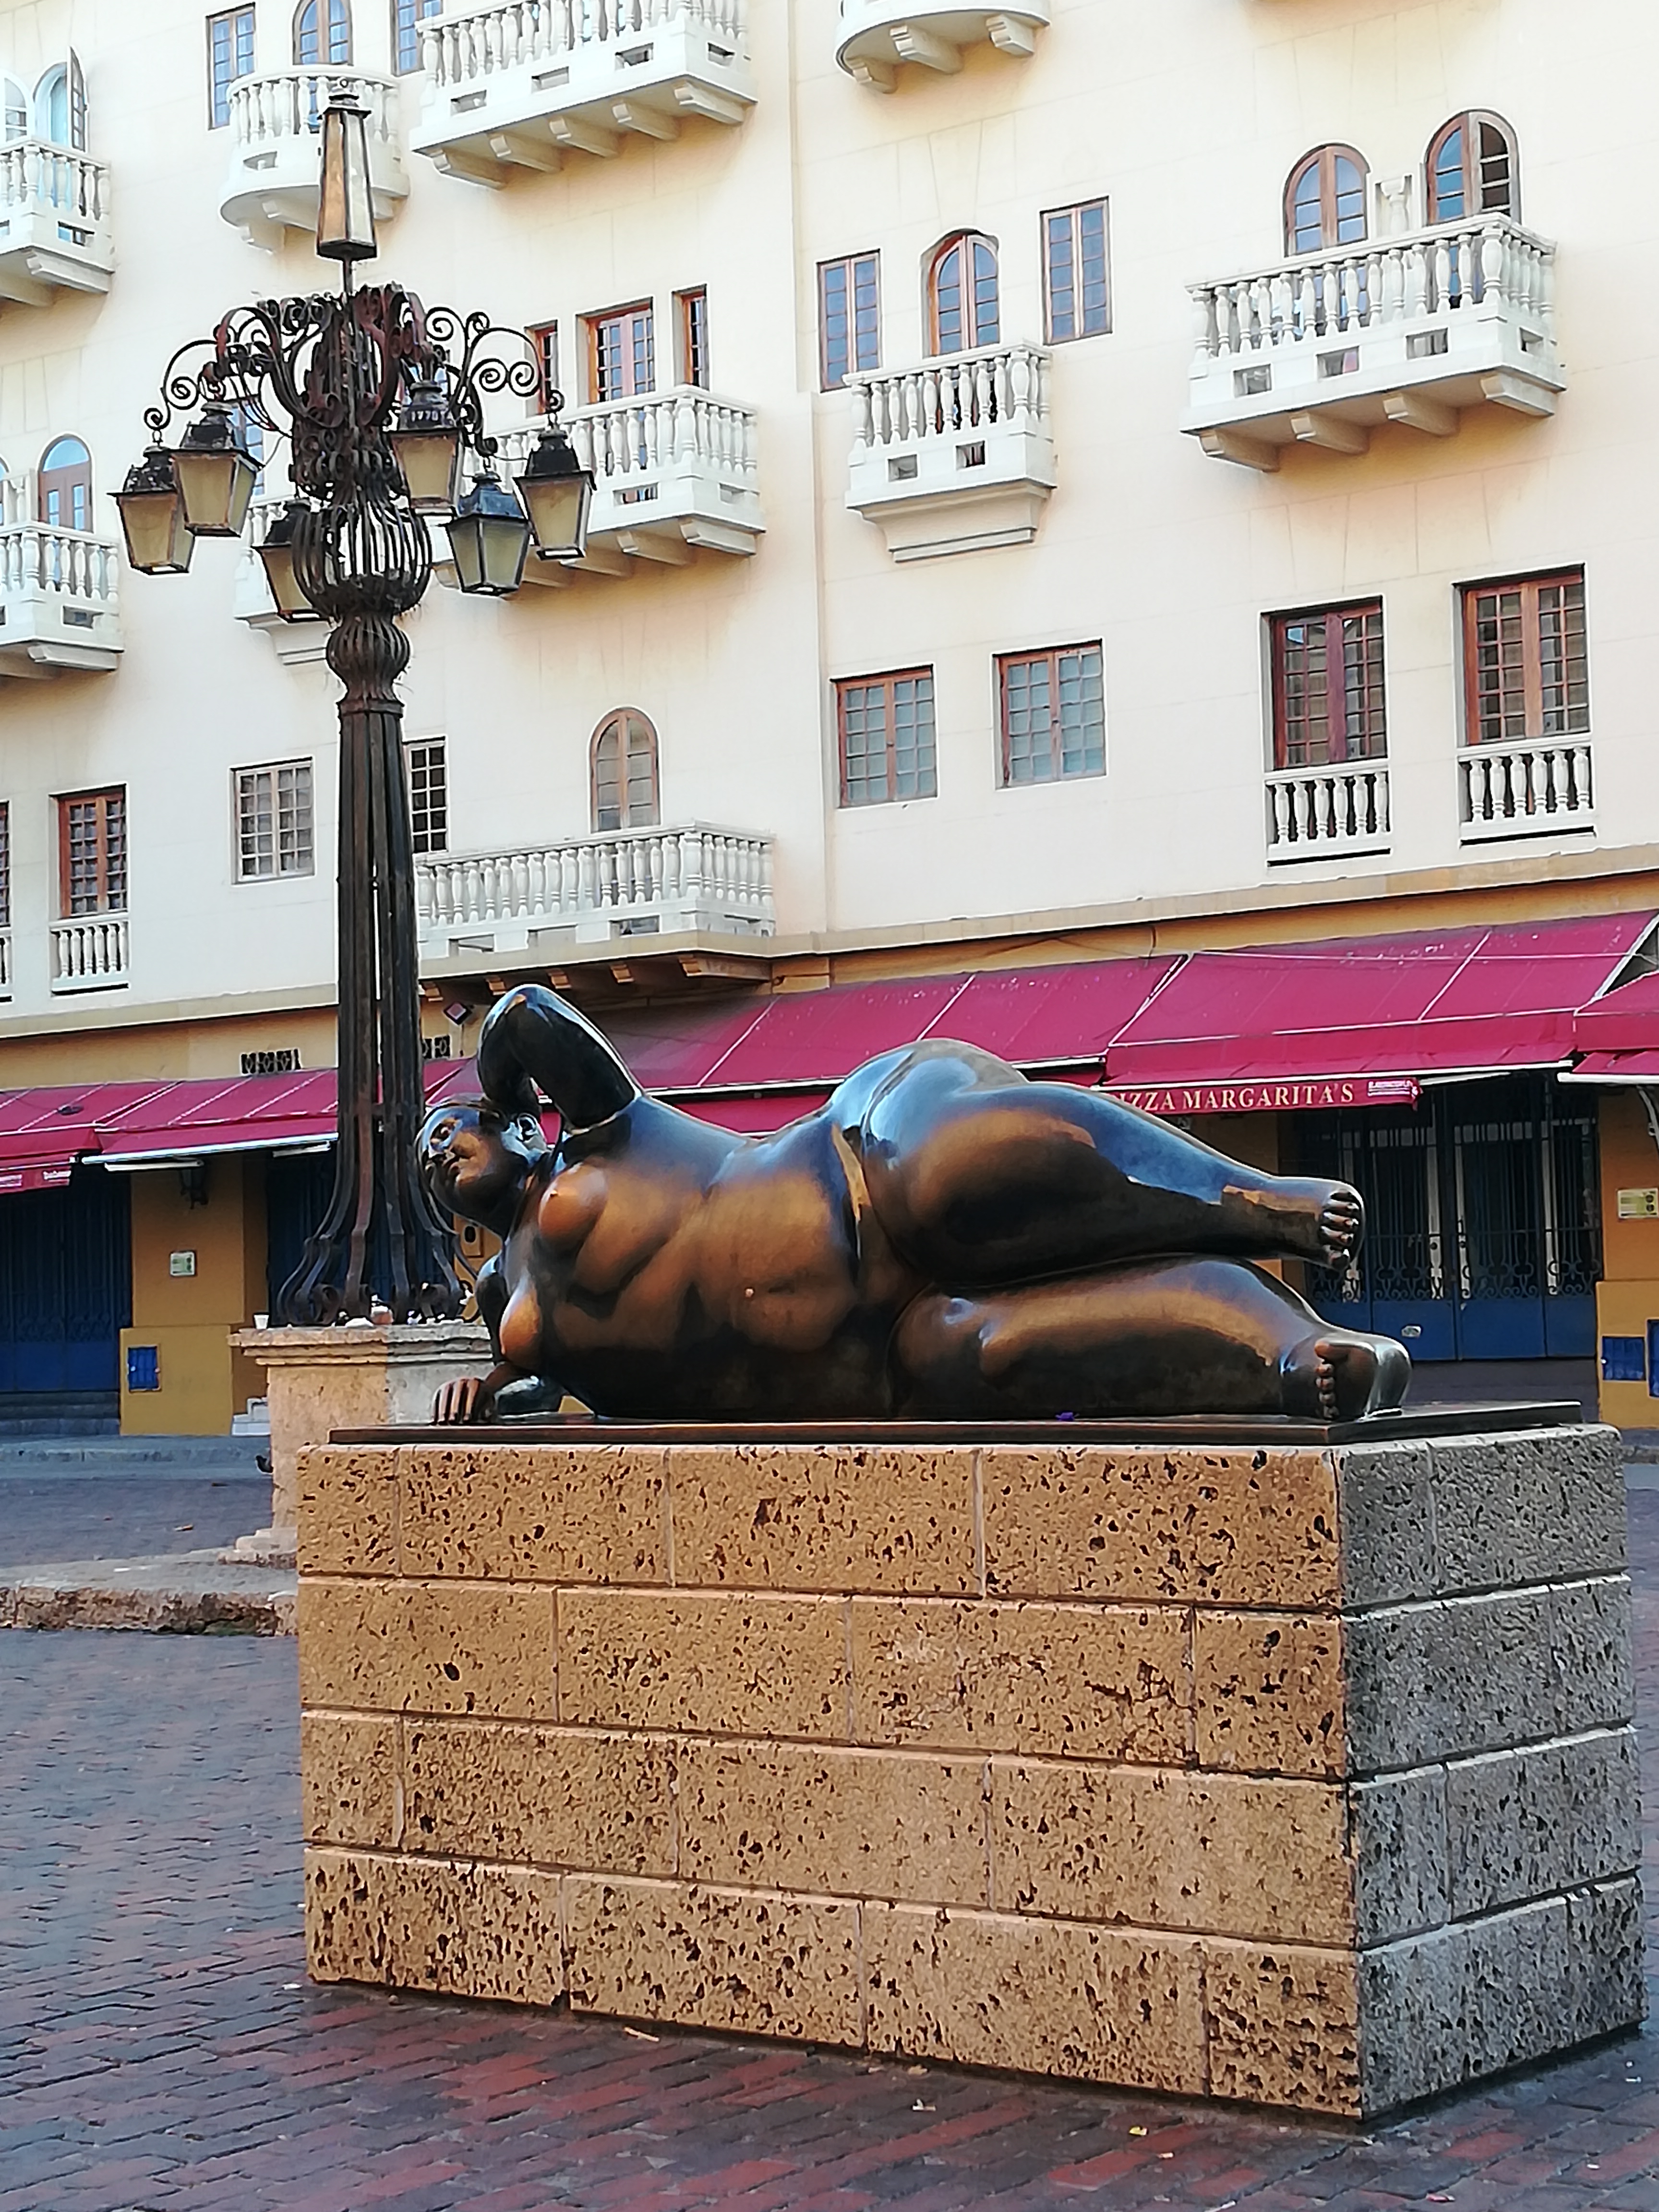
[0,1167,132,1400]
[1293,1075,1600,1360]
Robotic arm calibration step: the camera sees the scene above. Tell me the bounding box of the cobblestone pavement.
[2,1503,1656,2212]
[0,1464,268,1575]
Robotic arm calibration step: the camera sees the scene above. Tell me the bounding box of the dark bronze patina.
[419,986,1412,1426]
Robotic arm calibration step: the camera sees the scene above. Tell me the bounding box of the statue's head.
[418,1097,544,1227]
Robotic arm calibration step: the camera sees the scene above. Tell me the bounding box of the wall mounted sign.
[1103,1076,1422,1118]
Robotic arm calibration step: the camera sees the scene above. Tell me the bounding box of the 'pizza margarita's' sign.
[1106,1076,1421,1117]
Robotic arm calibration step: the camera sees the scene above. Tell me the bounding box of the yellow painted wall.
[1595,1090,1659,1430]
[120,1155,268,1436]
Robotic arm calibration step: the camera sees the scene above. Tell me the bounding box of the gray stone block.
[1350,1767,1448,1945]
[1336,1443,1436,1608]
[1426,1429,1626,1595]
[1551,1577,1635,1735]
[1447,1730,1641,1919]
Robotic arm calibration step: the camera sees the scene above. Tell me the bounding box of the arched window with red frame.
[1427,111,1517,224]
[590,710,660,834]
[38,436,92,532]
[928,232,998,355]
[1284,144,1369,254]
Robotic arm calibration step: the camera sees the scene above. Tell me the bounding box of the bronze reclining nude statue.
[419,984,1410,1426]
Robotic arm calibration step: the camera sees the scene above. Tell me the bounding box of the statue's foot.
[1285,1331,1412,1422]
[1226,1177,1364,1266]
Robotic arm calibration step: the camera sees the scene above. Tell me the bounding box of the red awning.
[1572,970,1659,1054]
[92,1058,476,1168]
[1563,1051,1659,1085]
[0,1082,173,1190]
[1102,914,1655,1093]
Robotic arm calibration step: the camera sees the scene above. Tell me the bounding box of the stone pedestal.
[297,1425,1643,2116]
[230,1322,490,1563]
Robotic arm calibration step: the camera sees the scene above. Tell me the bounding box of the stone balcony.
[501,388,762,576]
[0,142,112,304]
[412,0,754,184]
[1265,762,1390,866]
[1186,215,1562,470]
[416,824,774,962]
[1460,738,1594,844]
[845,340,1054,561]
[0,523,122,677]
[835,0,1048,88]
[221,71,408,249]
[51,912,128,993]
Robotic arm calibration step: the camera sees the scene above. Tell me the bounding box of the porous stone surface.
[297,1427,1644,2117]
[1,1548,296,1635]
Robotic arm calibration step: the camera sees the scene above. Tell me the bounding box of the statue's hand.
[433,1374,495,1425]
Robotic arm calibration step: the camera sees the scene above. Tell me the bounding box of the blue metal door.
[0,1168,131,1396]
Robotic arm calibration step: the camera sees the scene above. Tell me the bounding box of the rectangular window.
[0,802,9,929]
[998,645,1106,785]
[529,321,560,413]
[59,789,126,916]
[818,252,881,389]
[1270,603,1387,769]
[676,289,709,389]
[236,762,314,880]
[1043,200,1111,342]
[394,0,443,73]
[207,6,256,129]
[837,670,938,806]
[406,737,448,854]
[587,303,655,403]
[1462,571,1589,745]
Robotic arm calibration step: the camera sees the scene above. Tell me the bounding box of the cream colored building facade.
[1,0,1658,1432]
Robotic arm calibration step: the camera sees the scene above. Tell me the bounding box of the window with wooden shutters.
[1462,573,1588,746]
[676,289,709,389]
[1284,145,1369,254]
[208,6,256,128]
[393,0,441,72]
[1428,112,1517,224]
[1270,604,1387,769]
[59,789,125,915]
[929,234,998,355]
[405,737,448,854]
[837,670,937,807]
[0,802,10,929]
[1043,201,1110,342]
[590,711,660,832]
[236,761,314,879]
[998,645,1105,786]
[818,253,880,389]
[587,304,655,403]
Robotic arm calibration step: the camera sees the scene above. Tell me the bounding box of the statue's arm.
[432,1253,523,1425]
[477,985,640,1131]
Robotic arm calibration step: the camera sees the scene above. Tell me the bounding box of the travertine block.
[298,1578,555,1720]
[1445,1729,1641,1918]
[991,1762,1352,1944]
[404,1722,674,1875]
[1202,1939,1361,2114]
[981,1446,1341,1608]
[864,1902,1205,2095]
[669,1444,977,1596]
[301,1712,401,1849]
[1427,1428,1626,1593]
[307,1846,561,2004]
[1349,1768,1448,1944]
[399,1444,667,1584]
[296,1445,399,1576]
[851,1598,1189,1761]
[1194,1612,1345,1776]
[677,1741,988,1906]
[565,1875,862,2043]
[1333,1443,1436,1607]
[558,1590,848,1738]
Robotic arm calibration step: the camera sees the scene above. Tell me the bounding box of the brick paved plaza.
[2,1478,1658,2212]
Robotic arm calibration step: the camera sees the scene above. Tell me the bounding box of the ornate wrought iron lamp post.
[114,94,593,1323]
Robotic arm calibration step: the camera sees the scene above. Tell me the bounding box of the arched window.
[590,710,660,834]
[295,0,353,66]
[1284,145,1369,254]
[928,233,998,356]
[34,55,85,150]
[2,80,26,141]
[1427,111,1517,224]
[38,436,92,531]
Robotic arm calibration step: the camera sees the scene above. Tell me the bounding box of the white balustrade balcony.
[0,523,122,677]
[0,928,11,999]
[231,497,331,664]
[1266,763,1390,865]
[413,0,754,184]
[417,823,774,958]
[836,0,1048,89]
[500,388,761,575]
[0,141,112,303]
[1186,216,1563,470]
[1460,739,1594,843]
[845,340,1055,562]
[51,913,128,992]
[221,72,407,248]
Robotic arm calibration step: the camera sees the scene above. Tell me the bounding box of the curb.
[0,1549,296,1635]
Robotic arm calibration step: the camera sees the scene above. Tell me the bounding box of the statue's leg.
[892,1256,1410,1423]
[856,1046,1361,1286]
